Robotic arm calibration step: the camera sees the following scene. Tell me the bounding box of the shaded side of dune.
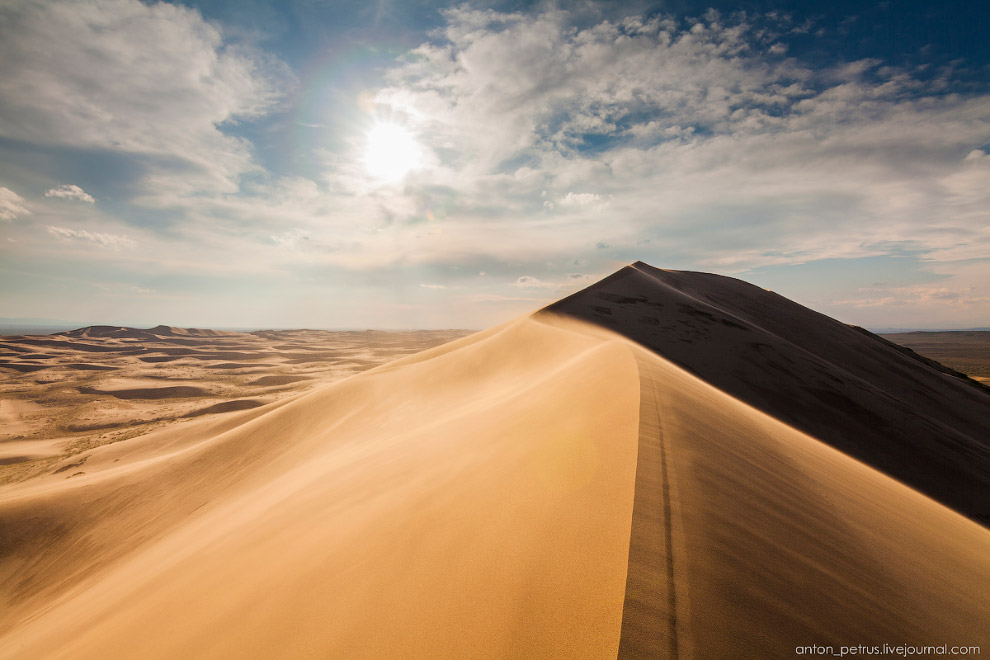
[182,400,265,417]
[78,385,207,400]
[543,263,990,521]
[0,363,51,373]
[247,375,311,387]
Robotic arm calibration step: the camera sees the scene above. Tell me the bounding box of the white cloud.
[47,225,136,250]
[44,184,95,203]
[462,293,543,304]
[377,8,802,173]
[3,5,987,329]
[0,186,30,221]
[271,228,311,250]
[319,6,989,289]
[814,258,990,328]
[834,283,990,313]
[158,6,986,309]
[513,275,554,288]
[507,272,596,292]
[420,283,447,290]
[0,0,289,199]
[557,192,611,209]
[94,282,156,295]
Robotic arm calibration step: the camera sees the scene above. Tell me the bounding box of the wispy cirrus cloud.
[44,184,95,203]
[94,282,157,296]
[557,193,610,209]
[0,186,30,221]
[47,225,136,250]
[270,228,311,250]
[512,273,595,290]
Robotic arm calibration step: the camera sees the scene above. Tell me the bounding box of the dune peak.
[543,261,990,520]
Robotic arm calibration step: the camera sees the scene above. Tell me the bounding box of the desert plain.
[879,331,990,384]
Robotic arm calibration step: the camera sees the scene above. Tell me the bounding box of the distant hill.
[881,330,990,383]
[57,325,243,340]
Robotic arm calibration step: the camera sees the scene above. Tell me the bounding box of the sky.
[0,0,988,330]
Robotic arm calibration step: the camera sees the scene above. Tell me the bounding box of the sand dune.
[547,262,990,520]
[1,265,988,658]
[0,327,468,483]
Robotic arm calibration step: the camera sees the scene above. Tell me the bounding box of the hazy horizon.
[1,0,988,330]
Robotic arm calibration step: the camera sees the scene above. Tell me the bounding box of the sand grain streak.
[617,361,680,659]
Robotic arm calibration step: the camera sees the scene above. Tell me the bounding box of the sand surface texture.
[1,264,988,658]
[0,326,468,483]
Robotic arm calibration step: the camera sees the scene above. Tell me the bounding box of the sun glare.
[363,122,422,182]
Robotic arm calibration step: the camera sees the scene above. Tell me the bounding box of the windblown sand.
[1,266,987,659]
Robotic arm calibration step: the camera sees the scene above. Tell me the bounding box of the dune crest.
[1,264,988,658]
[546,261,990,520]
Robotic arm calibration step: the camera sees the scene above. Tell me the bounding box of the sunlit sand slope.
[615,343,989,658]
[1,270,989,658]
[546,262,990,521]
[0,318,641,659]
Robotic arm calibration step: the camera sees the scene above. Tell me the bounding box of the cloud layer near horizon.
[0,1,987,328]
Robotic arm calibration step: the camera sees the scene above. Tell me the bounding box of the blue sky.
[0,0,988,329]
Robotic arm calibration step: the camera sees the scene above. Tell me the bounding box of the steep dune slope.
[617,343,989,658]
[546,262,990,521]
[1,267,988,658]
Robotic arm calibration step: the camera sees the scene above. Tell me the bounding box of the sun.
[363,122,422,182]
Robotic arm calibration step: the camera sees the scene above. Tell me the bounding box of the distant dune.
[0,263,987,658]
[0,327,468,479]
